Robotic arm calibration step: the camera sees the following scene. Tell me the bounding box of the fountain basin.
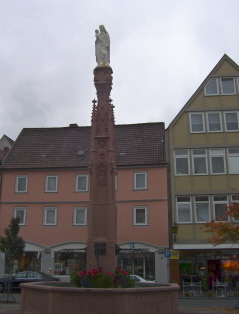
[20,282,179,314]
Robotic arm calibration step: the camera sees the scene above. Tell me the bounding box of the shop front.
[178,249,239,290]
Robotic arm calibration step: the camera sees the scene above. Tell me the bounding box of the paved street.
[1,294,239,313]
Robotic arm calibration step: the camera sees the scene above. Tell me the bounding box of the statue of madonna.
[95,25,110,66]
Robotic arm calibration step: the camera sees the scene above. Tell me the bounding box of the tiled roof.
[0,123,165,169]
[0,150,6,163]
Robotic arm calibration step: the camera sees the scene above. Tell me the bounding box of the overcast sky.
[1,0,239,141]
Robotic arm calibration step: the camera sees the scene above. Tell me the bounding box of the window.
[133,206,148,225]
[43,207,57,225]
[210,149,225,174]
[213,196,228,221]
[14,207,26,225]
[228,147,239,174]
[220,77,236,95]
[195,196,210,223]
[224,111,239,131]
[207,112,222,132]
[73,207,87,225]
[75,174,88,192]
[134,172,147,190]
[174,150,190,175]
[45,175,58,192]
[176,196,191,223]
[192,149,207,175]
[189,113,205,133]
[204,78,219,95]
[15,175,28,193]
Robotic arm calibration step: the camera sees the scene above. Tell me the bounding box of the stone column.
[86,66,117,274]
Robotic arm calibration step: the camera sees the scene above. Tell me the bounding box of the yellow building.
[166,54,239,289]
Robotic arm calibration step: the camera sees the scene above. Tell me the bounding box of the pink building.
[0,122,169,282]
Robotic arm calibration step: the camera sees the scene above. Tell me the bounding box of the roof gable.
[168,54,239,128]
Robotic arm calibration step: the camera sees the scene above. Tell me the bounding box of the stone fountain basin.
[20,281,179,314]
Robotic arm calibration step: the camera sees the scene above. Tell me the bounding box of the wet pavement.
[1,293,239,313]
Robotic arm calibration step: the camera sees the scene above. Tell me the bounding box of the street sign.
[164,250,172,258]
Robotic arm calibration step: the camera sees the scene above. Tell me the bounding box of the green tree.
[0,217,25,273]
[202,195,239,245]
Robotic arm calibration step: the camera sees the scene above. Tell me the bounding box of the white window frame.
[204,78,219,96]
[206,112,222,132]
[134,171,147,190]
[213,196,228,221]
[228,147,239,174]
[174,150,190,176]
[209,149,226,174]
[231,195,239,222]
[75,174,89,192]
[224,111,239,132]
[220,77,236,95]
[14,207,26,225]
[73,207,87,225]
[15,175,28,193]
[192,149,208,175]
[45,175,58,193]
[194,196,210,223]
[133,206,148,225]
[189,113,205,133]
[176,196,192,223]
[43,207,57,225]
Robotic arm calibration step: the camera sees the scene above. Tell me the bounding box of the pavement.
[1,294,239,313]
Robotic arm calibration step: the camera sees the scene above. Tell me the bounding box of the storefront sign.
[170,250,179,259]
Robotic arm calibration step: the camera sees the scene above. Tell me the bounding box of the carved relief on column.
[96,137,108,156]
[96,162,107,186]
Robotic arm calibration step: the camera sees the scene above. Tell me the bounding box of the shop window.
[15,175,28,193]
[189,113,205,133]
[195,196,210,223]
[14,207,26,225]
[43,207,57,225]
[75,174,88,192]
[228,148,239,174]
[54,251,86,276]
[204,78,219,96]
[220,77,236,95]
[224,111,239,131]
[176,196,192,223]
[73,207,87,225]
[174,150,190,175]
[133,206,148,225]
[207,112,222,132]
[213,195,228,221]
[45,175,58,192]
[192,149,207,175]
[209,149,226,174]
[134,172,147,190]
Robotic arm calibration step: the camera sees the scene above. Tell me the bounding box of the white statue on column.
[95,25,110,66]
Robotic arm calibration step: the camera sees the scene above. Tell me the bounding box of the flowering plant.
[70,267,135,288]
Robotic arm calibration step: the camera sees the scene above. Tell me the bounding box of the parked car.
[0,271,59,292]
[130,274,155,283]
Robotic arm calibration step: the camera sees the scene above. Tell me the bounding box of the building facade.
[166,54,239,288]
[0,122,169,282]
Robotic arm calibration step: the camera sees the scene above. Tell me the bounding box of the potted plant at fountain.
[70,267,135,288]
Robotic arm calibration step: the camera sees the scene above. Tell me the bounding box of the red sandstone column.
[86,66,117,274]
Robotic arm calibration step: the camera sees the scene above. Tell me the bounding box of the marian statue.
[95,25,110,66]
